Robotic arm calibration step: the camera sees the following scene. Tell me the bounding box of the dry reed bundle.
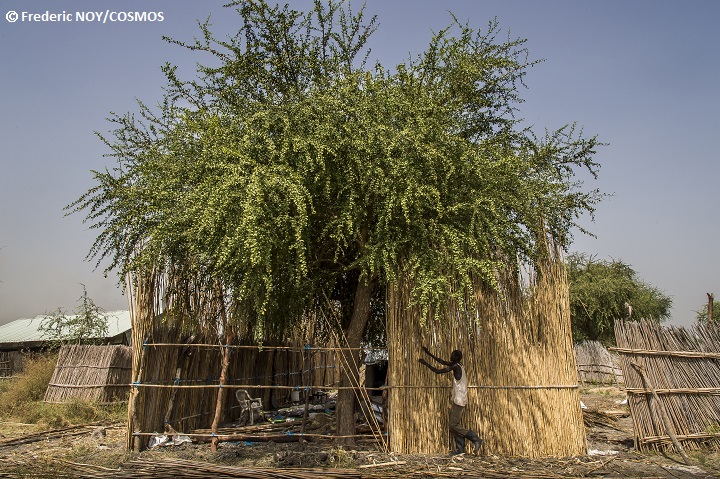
[387,251,585,457]
[614,319,720,452]
[574,340,623,385]
[44,345,131,403]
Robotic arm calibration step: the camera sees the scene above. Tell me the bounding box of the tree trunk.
[336,275,377,443]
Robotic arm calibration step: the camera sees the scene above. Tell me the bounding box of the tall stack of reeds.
[387,252,585,457]
[575,340,623,385]
[615,319,720,451]
[44,344,131,403]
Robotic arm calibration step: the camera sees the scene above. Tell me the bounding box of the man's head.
[450,350,462,363]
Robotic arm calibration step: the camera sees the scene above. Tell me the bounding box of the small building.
[0,310,131,378]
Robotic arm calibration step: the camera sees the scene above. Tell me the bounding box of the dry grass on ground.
[2,365,720,478]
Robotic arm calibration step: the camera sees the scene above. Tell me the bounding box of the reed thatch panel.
[614,319,720,452]
[44,345,131,403]
[575,340,624,385]
[387,258,585,457]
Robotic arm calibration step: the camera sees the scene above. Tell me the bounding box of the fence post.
[708,293,715,323]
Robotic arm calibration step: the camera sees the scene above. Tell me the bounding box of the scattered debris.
[148,433,192,448]
[588,449,619,456]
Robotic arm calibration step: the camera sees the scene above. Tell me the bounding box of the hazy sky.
[1,1,718,327]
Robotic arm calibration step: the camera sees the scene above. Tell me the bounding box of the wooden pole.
[301,349,310,438]
[211,285,233,453]
[630,362,691,465]
[211,344,231,452]
[708,293,715,323]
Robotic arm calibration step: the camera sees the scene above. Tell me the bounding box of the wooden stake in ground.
[709,293,715,323]
[301,349,310,437]
[211,289,234,453]
[630,362,691,465]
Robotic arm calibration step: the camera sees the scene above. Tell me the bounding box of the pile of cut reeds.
[615,319,720,452]
[575,340,623,385]
[387,250,585,457]
[44,345,131,403]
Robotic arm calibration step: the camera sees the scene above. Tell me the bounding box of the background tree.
[695,298,720,323]
[568,253,672,344]
[39,284,109,345]
[72,0,603,441]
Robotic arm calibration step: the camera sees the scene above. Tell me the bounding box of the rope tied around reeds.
[141,342,385,351]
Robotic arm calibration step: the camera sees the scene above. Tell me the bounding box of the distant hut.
[0,310,131,378]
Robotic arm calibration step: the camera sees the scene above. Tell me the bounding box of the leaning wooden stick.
[630,362,691,465]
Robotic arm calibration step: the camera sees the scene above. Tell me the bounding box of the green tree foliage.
[695,299,720,323]
[568,253,672,344]
[70,0,603,437]
[39,284,109,345]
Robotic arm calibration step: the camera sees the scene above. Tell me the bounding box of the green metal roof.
[0,310,131,344]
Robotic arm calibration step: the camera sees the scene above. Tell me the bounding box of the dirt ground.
[2,387,720,478]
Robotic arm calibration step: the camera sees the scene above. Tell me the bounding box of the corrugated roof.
[0,310,131,344]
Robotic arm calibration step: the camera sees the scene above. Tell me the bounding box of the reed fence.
[128,339,345,448]
[44,344,132,403]
[387,252,585,457]
[614,319,720,452]
[574,340,623,385]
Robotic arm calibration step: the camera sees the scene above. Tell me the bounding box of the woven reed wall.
[615,319,720,451]
[130,342,341,441]
[575,340,623,385]
[125,271,345,450]
[387,259,585,457]
[0,351,26,378]
[44,345,132,403]
[0,351,13,377]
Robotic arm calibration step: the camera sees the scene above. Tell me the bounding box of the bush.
[0,353,57,411]
[0,353,126,426]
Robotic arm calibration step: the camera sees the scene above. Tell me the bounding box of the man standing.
[419,346,483,455]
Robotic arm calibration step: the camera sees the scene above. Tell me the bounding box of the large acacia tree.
[73,0,602,440]
[568,253,672,344]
